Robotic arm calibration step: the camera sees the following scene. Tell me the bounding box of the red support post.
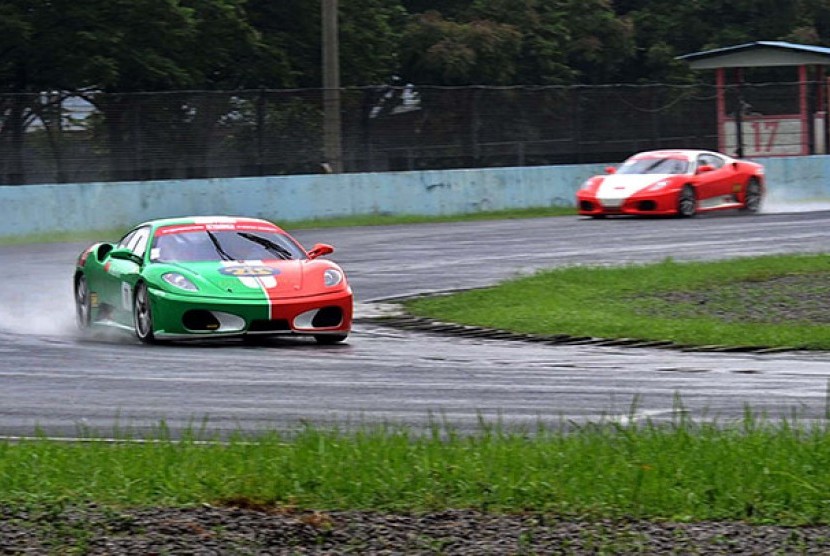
[716,68,726,153]
[799,65,809,154]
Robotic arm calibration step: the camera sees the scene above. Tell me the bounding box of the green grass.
[405,253,830,350]
[3,414,830,524]
[284,206,576,229]
[0,206,575,246]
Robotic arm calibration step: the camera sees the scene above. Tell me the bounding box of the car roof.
[630,149,724,160]
[135,216,281,230]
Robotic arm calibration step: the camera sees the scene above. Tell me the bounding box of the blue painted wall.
[0,155,827,238]
[758,155,830,202]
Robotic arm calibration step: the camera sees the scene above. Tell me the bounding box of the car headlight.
[162,272,198,292]
[323,268,343,287]
[643,179,670,192]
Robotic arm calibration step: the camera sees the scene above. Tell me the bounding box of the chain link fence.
[0,82,818,185]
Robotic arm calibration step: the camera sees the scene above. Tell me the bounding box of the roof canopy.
[677,41,830,70]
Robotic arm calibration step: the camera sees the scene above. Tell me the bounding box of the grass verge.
[3,413,830,524]
[0,207,575,246]
[405,253,830,350]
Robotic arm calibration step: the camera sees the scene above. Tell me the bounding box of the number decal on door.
[121,282,132,311]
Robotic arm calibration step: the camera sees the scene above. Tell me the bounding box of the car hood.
[160,259,335,299]
[596,173,674,199]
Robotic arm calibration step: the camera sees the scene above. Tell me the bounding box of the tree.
[554,0,635,84]
[73,0,281,180]
[339,0,407,85]
[786,0,830,44]
[399,11,522,85]
[183,0,290,89]
[397,0,636,86]
[0,0,116,182]
[0,0,279,183]
[246,0,406,88]
[466,0,574,85]
[400,0,472,21]
[465,0,635,85]
[618,0,805,83]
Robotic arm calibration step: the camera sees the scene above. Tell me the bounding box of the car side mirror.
[109,247,142,264]
[307,243,334,259]
[605,166,617,174]
[697,164,714,174]
[95,243,114,262]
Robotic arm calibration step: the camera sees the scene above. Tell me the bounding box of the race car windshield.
[152,230,307,263]
[618,157,688,175]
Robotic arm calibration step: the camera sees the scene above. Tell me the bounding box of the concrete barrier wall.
[0,155,827,238]
[759,155,830,202]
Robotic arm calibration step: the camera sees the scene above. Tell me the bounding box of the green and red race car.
[73,216,353,344]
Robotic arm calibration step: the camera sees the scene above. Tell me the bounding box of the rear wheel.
[315,334,348,345]
[74,275,91,330]
[133,282,156,344]
[740,178,762,213]
[677,185,697,217]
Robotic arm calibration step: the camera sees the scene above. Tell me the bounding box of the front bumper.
[577,190,679,217]
[148,287,353,338]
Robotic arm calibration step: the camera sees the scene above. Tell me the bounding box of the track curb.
[356,299,803,354]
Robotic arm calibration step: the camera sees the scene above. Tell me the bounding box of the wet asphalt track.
[1,210,830,438]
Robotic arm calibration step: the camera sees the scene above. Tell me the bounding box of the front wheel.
[315,334,348,345]
[740,178,763,213]
[677,185,697,217]
[75,275,91,330]
[133,282,156,344]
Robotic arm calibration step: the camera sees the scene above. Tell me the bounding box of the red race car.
[576,149,765,218]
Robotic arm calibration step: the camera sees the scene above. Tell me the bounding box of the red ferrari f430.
[576,149,765,218]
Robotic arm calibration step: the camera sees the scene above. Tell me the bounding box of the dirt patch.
[635,273,830,325]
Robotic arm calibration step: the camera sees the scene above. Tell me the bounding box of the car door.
[97,226,151,327]
[694,153,734,201]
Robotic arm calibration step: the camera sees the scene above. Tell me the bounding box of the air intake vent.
[183,310,220,331]
[311,306,343,328]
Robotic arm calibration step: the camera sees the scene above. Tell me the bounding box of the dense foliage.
[2,0,830,93]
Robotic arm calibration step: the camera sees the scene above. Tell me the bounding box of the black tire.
[740,178,763,213]
[74,275,91,330]
[314,334,348,345]
[133,282,156,344]
[677,185,697,217]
